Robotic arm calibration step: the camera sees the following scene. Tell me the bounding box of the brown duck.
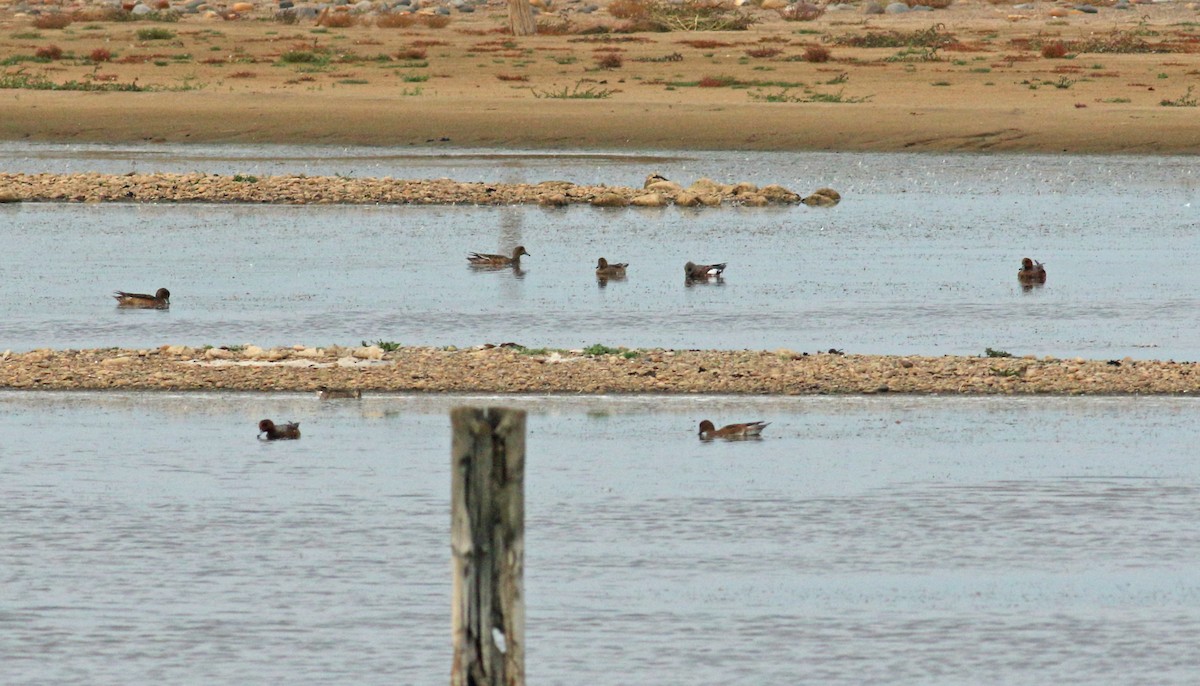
[113,287,170,309]
[258,419,301,440]
[468,246,530,267]
[698,419,770,440]
[684,261,727,280]
[595,257,628,278]
[1017,257,1047,285]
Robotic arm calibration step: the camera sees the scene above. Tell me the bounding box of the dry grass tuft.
[803,44,831,62]
[318,11,356,28]
[395,47,428,60]
[90,48,113,62]
[496,73,529,81]
[35,44,64,60]
[1041,41,1067,58]
[228,70,256,78]
[745,46,782,58]
[595,52,623,68]
[32,13,72,29]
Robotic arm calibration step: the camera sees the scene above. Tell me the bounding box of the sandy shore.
[1,1,1199,153]
[2,345,1198,394]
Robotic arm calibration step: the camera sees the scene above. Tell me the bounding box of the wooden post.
[507,0,537,36]
[451,407,526,686]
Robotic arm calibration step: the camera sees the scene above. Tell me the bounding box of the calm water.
[1,146,1199,358]
[1,391,1198,685]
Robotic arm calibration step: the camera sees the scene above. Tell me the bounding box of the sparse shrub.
[32,13,72,30]
[698,75,735,87]
[319,11,356,28]
[595,52,623,68]
[745,46,782,58]
[679,39,732,49]
[35,44,64,60]
[280,50,320,63]
[275,8,299,24]
[1041,41,1067,58]
[229,70,256,78]
[908,0,952,7]
[423,14,450,29]
[608,0,651,20]
[90,47,112,62]
[376,12,415,28]
[136,27,175,40]
[803,44,830,62]
[395,47,427,60]
[497,73,528,81]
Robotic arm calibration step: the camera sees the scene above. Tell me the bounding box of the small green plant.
[363,339,402,351]
[1102,97,1131,103]
[582,343,623,356]
[223,344,246,353]
[530,80,617,99]
[931,80,951,86]
[136,27,176,40]
[1160,86,1197,107]
[280,50,326,64]
[1053,76,1075,89]
[984,347,1013,358]
[400,73,428,82]
[516,346,551,355]
[990,366,1025,377]
[232,174,259,182]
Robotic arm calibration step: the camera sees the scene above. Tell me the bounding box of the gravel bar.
[1,345,1196,395]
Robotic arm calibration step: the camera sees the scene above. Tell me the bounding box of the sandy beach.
[0,0,1198,152]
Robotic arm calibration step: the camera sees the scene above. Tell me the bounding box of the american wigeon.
[1018,257,1047,285]
[684,261,727,280]
[595,257,628,278]
[468,246,530,267]
[113,287,170,309]
[698,419,770,440]
[318,389,362,400]
[258,419,301,440]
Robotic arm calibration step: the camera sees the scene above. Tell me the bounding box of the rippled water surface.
[4,146,1200,358]
[2,392,1198,685]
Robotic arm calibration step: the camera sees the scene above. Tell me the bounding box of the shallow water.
[3,153,1199,358]
[2,391,1198,685]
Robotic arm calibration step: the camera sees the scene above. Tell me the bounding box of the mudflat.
[1,0,1198,152]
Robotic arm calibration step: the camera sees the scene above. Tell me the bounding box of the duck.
[318,388,362,400]
[113,287,170,309]
[698,419,770,440]
[684,261,727,280]
[595,257,628,278]
[1017,257,1047,285]
[468,246,530,267]
[258,419,301,440]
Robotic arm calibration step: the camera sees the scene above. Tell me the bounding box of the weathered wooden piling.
[507,0,536,36]
[451,407,526,686]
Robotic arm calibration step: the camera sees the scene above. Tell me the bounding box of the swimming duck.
[684,261,726,280]
[698,419,770,440]
[113,287,170,309]
[468,246,530,267]
[595,257,628,278]
[1017,257,1047,285]
[258,419,301,440]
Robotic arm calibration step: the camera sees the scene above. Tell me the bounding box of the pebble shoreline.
[1,345,1196,395]
[0,172,813,207]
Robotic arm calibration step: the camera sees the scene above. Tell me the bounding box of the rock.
[352,345,385,360]
[630,192,667,207]
[646,180,683,193]
[242,344,266,359]
[204,347,235,360]
[741,194,769,207]
[0,192,20,203]
[130,3,153,14]
[1073,3,1098,12]
[698,194,722,207]
[539,193,569,207]
[1048,7,1070,16]
[100,356,133,367]
[590,192,629,208]
[759,184,801,203]
[885,1,908,12]
[760,0,787,8]
[731,181,759,196]
[688,178,723,194]
[231,1,253,10]
[673,191,702,207]
[803,193,838,207]
[294,347,325,358]
[863,1,884,12]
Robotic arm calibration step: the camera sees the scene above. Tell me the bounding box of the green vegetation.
[530,80,616,99]
[363,339,402,351]
[984,348,1013,358]
[137,27,176,40]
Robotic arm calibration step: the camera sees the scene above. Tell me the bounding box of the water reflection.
[2,392,1199,685]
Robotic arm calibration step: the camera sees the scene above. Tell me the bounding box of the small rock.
[590,192,629,208]
[630,192,667,207]
[353,345,385,360]
[885,2,908,12]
